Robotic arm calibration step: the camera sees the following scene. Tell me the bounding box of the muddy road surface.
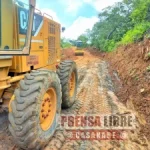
[0,51,150,150]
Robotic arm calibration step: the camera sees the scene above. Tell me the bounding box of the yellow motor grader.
[75,40,84,56]
[0,0,78,149]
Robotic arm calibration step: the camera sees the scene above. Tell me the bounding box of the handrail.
[35,8,42,15]
[43,13,53,20]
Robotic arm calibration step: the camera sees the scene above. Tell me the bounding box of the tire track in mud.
[44,60,120,150]
[45,59,150,150]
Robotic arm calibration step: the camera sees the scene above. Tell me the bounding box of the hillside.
[104,39,150,139]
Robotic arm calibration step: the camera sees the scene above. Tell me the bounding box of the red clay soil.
[63,45,150,139]
[104,40,150,140]
[61,48,77,61]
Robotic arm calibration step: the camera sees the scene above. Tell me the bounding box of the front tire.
[9,70,62,150]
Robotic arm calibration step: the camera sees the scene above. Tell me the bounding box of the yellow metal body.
[74,41,84,56]
[75,47,84,56]
[0,0,61,104]
[1,0,13,49]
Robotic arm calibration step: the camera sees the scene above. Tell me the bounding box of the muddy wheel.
[8,70,62,150]
[57,60,78,108]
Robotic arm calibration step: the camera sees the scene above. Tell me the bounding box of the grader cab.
[0,0,78,149]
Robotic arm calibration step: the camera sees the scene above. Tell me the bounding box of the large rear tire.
[9,70,62,150]
[57,60,78,108]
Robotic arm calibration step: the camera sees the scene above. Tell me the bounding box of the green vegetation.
[146,66,150,72]
[61,38,72,48]
[121,22,150,44]
[77,31,89,48]
[86,0,150,51]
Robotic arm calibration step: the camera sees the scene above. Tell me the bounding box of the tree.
[77,34,88,48]
[88,0,150,51]
[61,38,72,48]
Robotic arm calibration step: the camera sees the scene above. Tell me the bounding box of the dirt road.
[0,51,150,150]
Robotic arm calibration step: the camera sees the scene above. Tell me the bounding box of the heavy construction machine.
[75,40,84,56]
[0,0,78,149]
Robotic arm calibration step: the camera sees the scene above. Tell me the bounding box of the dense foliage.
[61,34,89,48]
[61,38,72,48]
[77,32,89,48]
[88,0,150,51]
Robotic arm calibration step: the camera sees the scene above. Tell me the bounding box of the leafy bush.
[61,39,72,48]
[121,22,150,44]
[61,42,72,48]
[104,40,116,52]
